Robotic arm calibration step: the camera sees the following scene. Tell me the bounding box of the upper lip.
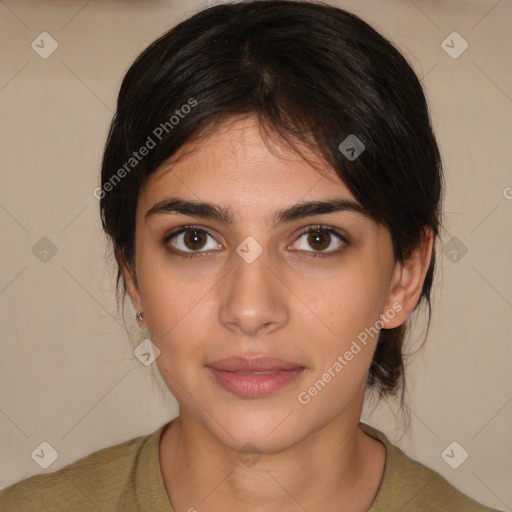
[206,357,304,372]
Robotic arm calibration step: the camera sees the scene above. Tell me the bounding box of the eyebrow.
[145,196,371,229]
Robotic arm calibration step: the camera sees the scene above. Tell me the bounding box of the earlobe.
[382,227,434,329]
[116,248,146,328]
[126,272,147,329]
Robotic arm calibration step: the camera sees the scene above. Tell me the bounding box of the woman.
[0,1,503,510]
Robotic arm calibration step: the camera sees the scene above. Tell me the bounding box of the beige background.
[0,0,511,509]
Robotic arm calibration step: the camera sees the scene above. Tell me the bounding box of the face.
[123,115,431,453]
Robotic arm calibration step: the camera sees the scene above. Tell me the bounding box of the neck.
[159,410,386,512]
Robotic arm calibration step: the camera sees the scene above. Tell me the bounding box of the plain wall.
[0,0,511,510]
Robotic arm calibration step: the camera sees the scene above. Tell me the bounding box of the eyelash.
[162,224,349,259]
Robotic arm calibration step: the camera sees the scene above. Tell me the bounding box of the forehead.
[138,116,373,230]
[147,116,349,193]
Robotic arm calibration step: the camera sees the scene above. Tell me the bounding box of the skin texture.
[121,115,433,511]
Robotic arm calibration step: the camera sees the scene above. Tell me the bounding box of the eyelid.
[164,224,217,240]
[293,224,349,245]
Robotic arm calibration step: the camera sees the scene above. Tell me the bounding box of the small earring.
[135,311,145,322]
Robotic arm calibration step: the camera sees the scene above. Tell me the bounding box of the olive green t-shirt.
[0,420,502,511]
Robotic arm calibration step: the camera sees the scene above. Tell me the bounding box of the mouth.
[205,356,306,398]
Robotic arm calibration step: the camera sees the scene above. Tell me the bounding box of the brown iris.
[184,230,207,250]
[307,230,331,251]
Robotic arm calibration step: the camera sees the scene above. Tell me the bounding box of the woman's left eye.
[162,225,348,259]
[291,226,348,256]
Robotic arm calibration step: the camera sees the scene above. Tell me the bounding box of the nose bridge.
[219,239,288,335]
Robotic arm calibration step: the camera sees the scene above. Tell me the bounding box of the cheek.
[296,278,385,413]
[136,249,212,343]
[303,264,387,348]
[137,267,218,396]
[145,282,208,397]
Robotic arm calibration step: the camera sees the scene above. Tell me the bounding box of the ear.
[116,247,147,329]
[382,227,434,329]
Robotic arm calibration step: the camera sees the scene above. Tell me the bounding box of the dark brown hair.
[99,0,444,412]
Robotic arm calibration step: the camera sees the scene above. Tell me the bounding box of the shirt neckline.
[358,421,395,510]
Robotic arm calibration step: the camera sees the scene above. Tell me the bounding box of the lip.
[206,357,306,398]
[206,356,304,372]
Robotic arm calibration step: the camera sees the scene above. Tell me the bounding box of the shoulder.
[360,422,503,512]
[0,430,153,512]
[399,458,502,511]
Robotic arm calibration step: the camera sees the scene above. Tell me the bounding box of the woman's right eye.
[163,226,222,258]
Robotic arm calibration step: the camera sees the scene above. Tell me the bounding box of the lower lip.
[206,367,305,398]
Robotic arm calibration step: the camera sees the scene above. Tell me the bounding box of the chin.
[204,408,304,455]
[225,428,299,457]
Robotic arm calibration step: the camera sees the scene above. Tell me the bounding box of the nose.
[218,244,289,338]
